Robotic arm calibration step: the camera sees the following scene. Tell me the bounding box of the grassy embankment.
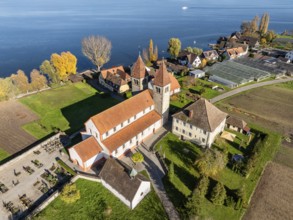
[20,82,119,139]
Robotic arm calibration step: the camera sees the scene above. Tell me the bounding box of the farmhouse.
[99,66,131,93]
[226,116,250,134]
[285,50,293,62]
[238,36,260,48]
[225,46,248,60]
[99,158,151,209]
[69,62,173,171]
[178,51,202,67]
[172,99,227,147]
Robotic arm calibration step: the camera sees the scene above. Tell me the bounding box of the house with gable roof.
[172,98,227,147]
[69,61,172,171]
[99,66,131,93]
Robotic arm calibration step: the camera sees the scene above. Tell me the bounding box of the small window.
[95,133,98,138]
[123,144,125,149]
[128,119,130,123]
[190,125,192,129]
[143,109,145,114]
[183,122,186,127]
[134,115,137,120]
[149,106,152,110]
[194,135,197,138]
[115,149,118,154]
[176,119,179,123]
[175,126,178,131]
[106,131,109,136]
[89,129,92,134]
[202,138,205,142]
[203,130,206,135]
[130,139,133,144]
[142,131,144,135]
[121,122,124,128]
[140,192,144,196]
[189,132,192,137]
[156,87,161,93]
[165,86,169,92]
[182,129,185,134]
[114,127,116,132]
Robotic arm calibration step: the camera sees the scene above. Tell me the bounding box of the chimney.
[189,110,193,118]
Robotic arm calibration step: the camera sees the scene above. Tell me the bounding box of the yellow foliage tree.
[51,53,67,81]
[62,51,77,75]
[50,52,77,81]
[0,77,16,101]
[11,70,30,93]
[201,58,207,68]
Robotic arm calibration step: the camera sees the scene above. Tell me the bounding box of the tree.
[149,39,154,62]
[153,45,158,62]
[195,149,227,176]
[260,37,267,45]
[195,175,209,198]
[30,69,48,91]
[251,16,259,33]
[61,51,77,76]
[60,183,80,204]
[131,152,144,163]
[236,185,247,209]
[259,13,270,35]
[168,162,174,181]
[167,38,181,58]
[40,60,60,84]
[185,190,203,218]
[82,35,112,71]
[50,52,77,81]
[184,47,203,56]
[11,70,30,93]
[211,182,226,205]
[201,58,207,68]
[0,77,16,101]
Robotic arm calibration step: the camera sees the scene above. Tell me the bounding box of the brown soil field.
[0,100,38,154]
[243,162,293,220]
[217,85,293,136]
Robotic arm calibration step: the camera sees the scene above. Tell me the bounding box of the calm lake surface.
[0,0,293,77]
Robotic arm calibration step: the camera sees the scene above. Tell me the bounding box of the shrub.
[168,162,174,181]
[60,183,80,204]
[211,182,226,205]
[196,175,209,198]
[131,152,144,163]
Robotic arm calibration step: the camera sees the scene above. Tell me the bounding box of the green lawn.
[34,178,167,220]
[20,82,119,139]
[276,34,293,39]
[0,148,10,161]
[155,127,281,220]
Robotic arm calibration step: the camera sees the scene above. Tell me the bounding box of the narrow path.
[139,146,180,220]
[210,77,293,103]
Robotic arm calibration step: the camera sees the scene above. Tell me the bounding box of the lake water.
[0,0,293,77]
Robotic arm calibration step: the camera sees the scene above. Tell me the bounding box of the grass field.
[20,82,119,139]
[0,148,10,161]
[155,129,281,220]
[34,178,167,220]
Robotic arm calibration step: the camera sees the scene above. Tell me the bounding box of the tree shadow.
[61,92,119,135]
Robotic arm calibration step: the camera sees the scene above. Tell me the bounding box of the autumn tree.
[195,149,227,176]
[60,183,80,204]
[259,13,270,35]
[0,77,16,101]
[40,60,60,84]
[168,38,181,59]
[62,51,77,76]
[250,16,259,33]
[211,182,226,205]
[240,21,251,34]
[30,69,48,91]
[82,35,112,71]
[149,39,154,61]
[131,152,144,163]
[50,52,77,81]
[201,58,207,68]
[11,70,30,93]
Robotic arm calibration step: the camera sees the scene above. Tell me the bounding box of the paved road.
[210,77,293,103]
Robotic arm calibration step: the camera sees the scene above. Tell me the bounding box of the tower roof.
[153,61,171,87]
[132,55,147,79]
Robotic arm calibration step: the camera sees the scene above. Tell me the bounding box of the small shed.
[226,116,250,134]
[189,70,205,78]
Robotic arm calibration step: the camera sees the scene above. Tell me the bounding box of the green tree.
[236,185,247,208]
[211,182,226,205]
[11,70,30,93]
[168,38,181,58]
[260,37,267,45]
[82,35,112,71]
[131,152,144,163]
[195,175,209,198]
[168,162,174,181]
[60,183,80,204]
[192,47,203,56]
[195,149,227,176]
[0,77,16,101]
[185,190,203,218]
[40,60,60,84]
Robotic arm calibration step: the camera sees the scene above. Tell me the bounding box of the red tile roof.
[102,110,161,153]
[100,66,125,79]
[132,55,147,79]
[169,73,180,92]
[153,61,171,87]
[71,136,103,163]
[90,90,154,135]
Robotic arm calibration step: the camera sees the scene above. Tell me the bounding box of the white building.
[189,70,205,78]
[225,46,248,60]
[285,51,293,62]
[69,62,172,171]
[172,99,227,147]
[99,158,151,209]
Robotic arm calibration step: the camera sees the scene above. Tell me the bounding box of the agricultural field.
[243,162,293,220]
[34,178,167,220]
[216,83,293,137]
[20,82,119,139]
[0,100,38,155]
